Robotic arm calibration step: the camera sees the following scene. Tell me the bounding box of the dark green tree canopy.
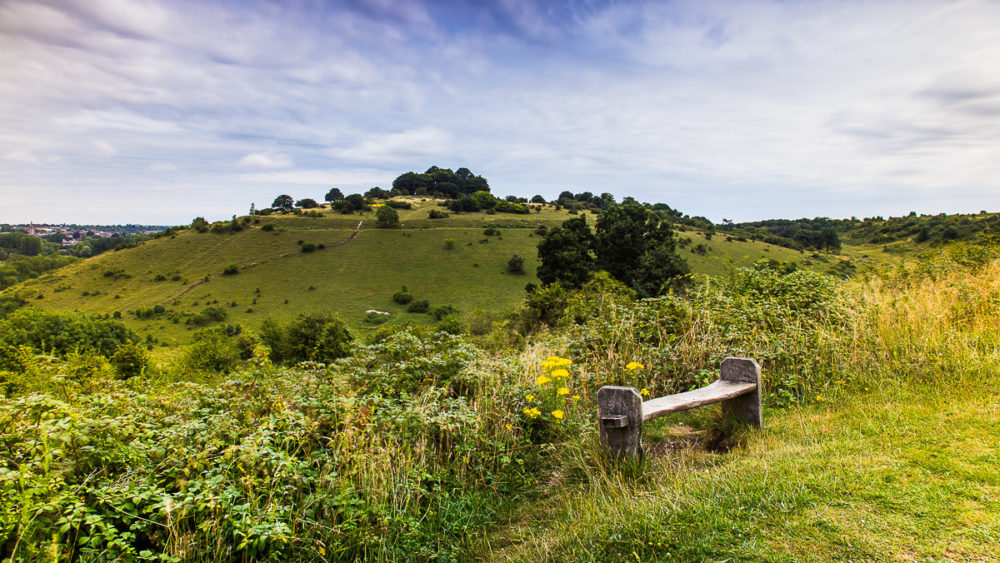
[272,194,294,211]
[295,198,318,209]
[375,205,400,228]
[536,215,596,290]
[391,166,489,198]
[324,187,344,202]
[594,203,688,297]
[538,204,688,297]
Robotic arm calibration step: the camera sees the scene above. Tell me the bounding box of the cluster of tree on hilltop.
[392,166,489,198]
[530,191,713,230]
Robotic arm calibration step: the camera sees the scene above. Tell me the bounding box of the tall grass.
[2,249,998,560]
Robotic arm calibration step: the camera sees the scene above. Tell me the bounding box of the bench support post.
[720,357,762,427]
[597,386,643,458]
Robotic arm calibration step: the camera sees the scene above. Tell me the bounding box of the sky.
[2,0,1000,225]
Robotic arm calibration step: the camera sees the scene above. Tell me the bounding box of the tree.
[531,195,546,204]
[272,194,294,211]
[594,203,688,297]
[296,198,318,209]
[325,187,344,202]
[536,215,595,289]
[375,205,399,228]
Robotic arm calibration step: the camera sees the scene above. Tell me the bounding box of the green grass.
[486,377,999,561]
[10,199,866,350]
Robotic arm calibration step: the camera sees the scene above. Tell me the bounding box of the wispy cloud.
[238,153,292,169]
[1,0,999,223]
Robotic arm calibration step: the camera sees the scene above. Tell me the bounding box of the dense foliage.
[392,166,489,198]
[538,204,689,296]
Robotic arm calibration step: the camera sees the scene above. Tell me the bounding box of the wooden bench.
[597,357,762,458]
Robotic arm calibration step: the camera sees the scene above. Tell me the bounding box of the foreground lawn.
[491,378,999,561]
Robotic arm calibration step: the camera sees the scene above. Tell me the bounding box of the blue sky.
[2,0,1000,224]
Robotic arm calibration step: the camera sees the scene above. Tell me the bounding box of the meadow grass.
[9,200,860,352]
[2,243,998,560]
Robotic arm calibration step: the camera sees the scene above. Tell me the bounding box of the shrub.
[407,300,430,313]
[444,238,456,250]
[260,313,354,364]
[393,286,413,304]
[429,209,449,219]
[109,341,150,379]
[364,311,390,325]
[301,242,317,252]
[431,304,458,321]
[508,254,526,274]
[261,223,276,232]
[483,227,500,236]
[222,263,239,275]
[435,313,466,335]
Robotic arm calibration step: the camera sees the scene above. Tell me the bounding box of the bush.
[407,300,430,313]
[364,311,391,325]
[431,304,458,321]
[483,227,500,236]
[393,286,413,305]
[223,263,239,275]
[0,307,140,358]
[301,242,317,252]
[109,341,150,379]
[444,238,456,250]
[260,313,354,364]
[508,254,526,274]
[261,223,276,232]
[435,313,466,335]
[428,209,449,219]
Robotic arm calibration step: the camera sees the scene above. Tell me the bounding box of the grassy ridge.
[8,199,858,350]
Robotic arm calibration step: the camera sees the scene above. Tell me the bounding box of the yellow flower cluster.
[626,361,645,371]
[535,375,552,385]
[551,410,564,420]
[522,407,541,418]
[540,356,572,369]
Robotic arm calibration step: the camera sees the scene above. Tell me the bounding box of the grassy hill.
[8,198,860,350]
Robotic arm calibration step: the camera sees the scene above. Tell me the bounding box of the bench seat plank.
[642,380,757,422]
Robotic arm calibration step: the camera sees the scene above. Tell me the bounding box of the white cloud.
[237,153,292,169]
[92,140,117,156]
[150,161,177,171]
[333,127,451,163]
[4,150,38,164]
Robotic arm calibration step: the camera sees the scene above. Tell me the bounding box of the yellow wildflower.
[551,368,570,378]
[526,394,535,401]
[557,387,569,395]
[505,424,512,430]
[626,361,645,371]
[536,375,552,385]
[640,388,650,397]
[540,356,572,369]
[572,394,580,400]
[551,410,564,420]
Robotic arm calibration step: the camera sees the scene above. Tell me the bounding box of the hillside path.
[161,220,363,307]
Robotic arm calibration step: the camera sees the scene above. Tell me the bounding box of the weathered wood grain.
[719,357,762,427]
[641,380,757,421]
[597,386,643,458]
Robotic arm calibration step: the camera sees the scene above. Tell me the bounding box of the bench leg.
[720,357,763,427]
[597,386,643,458]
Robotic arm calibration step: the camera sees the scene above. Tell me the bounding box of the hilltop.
[7,197,858,350]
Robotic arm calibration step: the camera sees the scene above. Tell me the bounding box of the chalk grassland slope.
[11,199,856,346]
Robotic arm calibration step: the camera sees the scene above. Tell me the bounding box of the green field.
[10,198,859,351]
